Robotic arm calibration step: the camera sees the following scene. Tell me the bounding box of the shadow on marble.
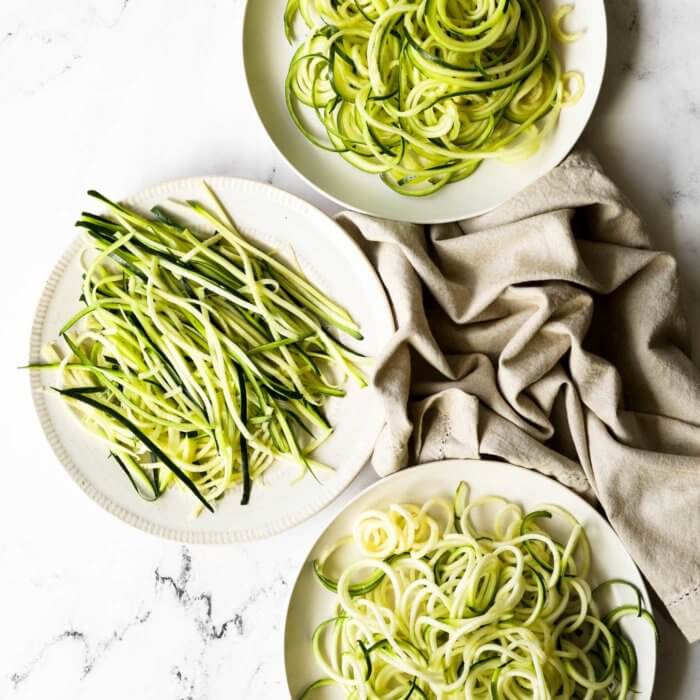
[585,6,698,688]
[654,600,693,699]
[584,0,665,238]
[583,0,700,359]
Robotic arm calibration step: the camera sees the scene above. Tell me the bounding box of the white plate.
[285,460,657,698]
[243,1,607,224]
[29,177,394,543]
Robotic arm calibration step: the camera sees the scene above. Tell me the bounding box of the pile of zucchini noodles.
[284,0,585,196]
[31,186,366,513]
[303,483,657,699]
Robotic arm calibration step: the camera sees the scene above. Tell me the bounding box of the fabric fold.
[337,150,700,642]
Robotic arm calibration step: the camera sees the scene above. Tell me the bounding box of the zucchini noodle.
[29,187,367,513]
[302,482,657,699]
[561,70,584,106]
[284,0,584,197]
[551,4,585,44]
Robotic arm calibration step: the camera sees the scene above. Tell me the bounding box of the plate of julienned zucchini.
[285,460,658,699]
[243,0,607,223]
[28,177,394,543]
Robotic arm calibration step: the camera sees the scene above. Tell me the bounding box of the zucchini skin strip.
[235,364,251,506]
[110,451,159,502]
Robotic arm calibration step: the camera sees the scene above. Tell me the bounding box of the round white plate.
[30,177,394,543]
[285,460,657,698]
[243,1,607,224]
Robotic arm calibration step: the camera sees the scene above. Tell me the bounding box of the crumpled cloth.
[337,151,700,642]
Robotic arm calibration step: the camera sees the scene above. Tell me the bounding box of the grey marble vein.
[154,547,249,643]
[5,544,289,698]
[10,609,152,690]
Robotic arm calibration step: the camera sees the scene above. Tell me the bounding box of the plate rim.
[283,458,657,697]
[241,0,609,224]
[28,175,395,544]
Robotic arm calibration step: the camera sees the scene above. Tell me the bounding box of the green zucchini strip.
[56,387,213,512]
[30,185,366,513]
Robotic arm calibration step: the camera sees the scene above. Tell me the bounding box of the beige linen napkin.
[337,150,700,642]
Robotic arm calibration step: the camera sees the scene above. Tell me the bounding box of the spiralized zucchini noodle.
[284,0,584,197]
[551,4,585,44]
[302,482,657,699]
[29,186,366,513]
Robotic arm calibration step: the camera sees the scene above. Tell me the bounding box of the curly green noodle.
[302,483,657,699]
[284,0,584,197]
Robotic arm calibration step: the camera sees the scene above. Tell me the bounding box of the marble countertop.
[1,0,699,697]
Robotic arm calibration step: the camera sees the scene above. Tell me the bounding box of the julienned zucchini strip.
[235,363,252,506]
[303,483,657,699]
[31,186,367,513]
[284,0,584,196]
[56,386,214,512]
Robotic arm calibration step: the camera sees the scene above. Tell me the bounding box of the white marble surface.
[1,0,699,698]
